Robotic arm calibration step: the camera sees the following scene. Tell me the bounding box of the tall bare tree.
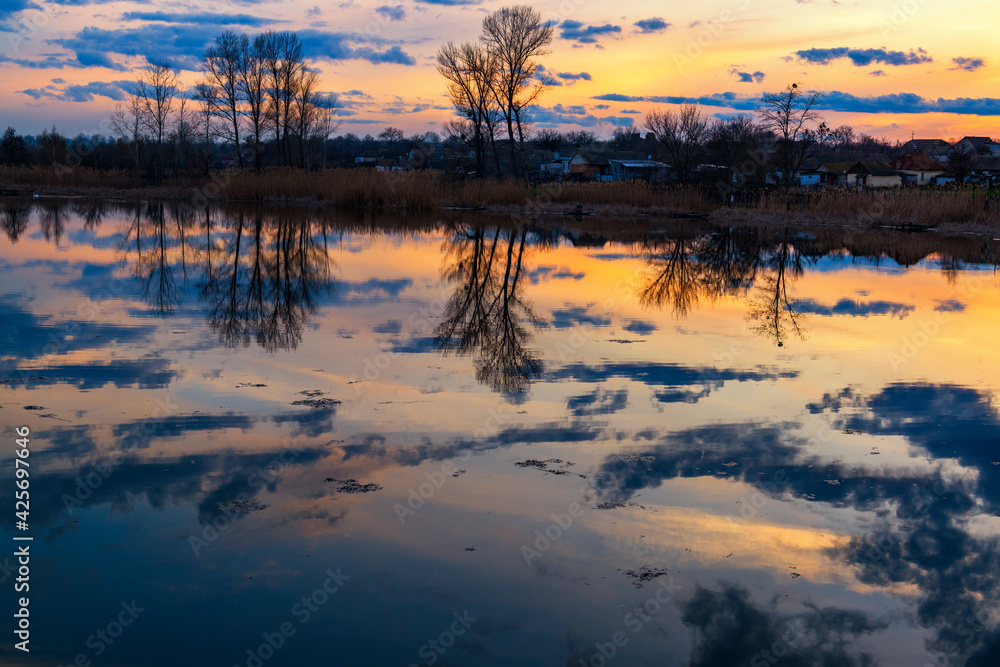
[481,5,553,181]
[756,83,822,188]
[239,34,268,172]
[645,104,709,185]
[438,41,503,178]
[110,89,145,172]
[201,31,245,168]
[134,60,178,182]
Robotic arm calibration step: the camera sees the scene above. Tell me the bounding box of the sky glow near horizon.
[0,0,998,141]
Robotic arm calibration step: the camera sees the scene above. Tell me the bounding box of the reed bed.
[4,164,1000,229]
[754,188,999,225]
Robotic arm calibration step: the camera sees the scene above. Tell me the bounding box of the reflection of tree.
[639,226,807,346]
[745,230,806,346]
[203,208,333,352]
[118,204,334,350]
[435,225,543,393]
[121,202,179,314]
[1,203,31,242]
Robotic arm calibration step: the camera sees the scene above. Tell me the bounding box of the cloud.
[795,46,933,66]
[556,71,591,81]
[952,57,986,71]
[592,91,1000,116]
[559,20,621,44]
[729,68,765,83]
[375,5,405,21]
[18,80,132,103]
[869,70,886,77]
[121,12,284,26]
[634,17,670,33]
[530,106,634,128]
[49,24,418,72]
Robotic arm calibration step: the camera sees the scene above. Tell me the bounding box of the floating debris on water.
[606,339,645,344]
[621,566,669,588]
[23,405,46,410]
[842,428,866,435]
[292,398,342,409]
[297,390,327,397]
[326,478,382,494]
[514,459,583,477]
[617,453,654,463]
[219,499,268,513]
[237,382,268,388]
[452,469,467,478]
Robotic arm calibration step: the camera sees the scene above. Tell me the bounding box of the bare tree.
[239,34,268,172]
[756,83,822,188]
[134,60,178,182]
[708,114,767,193]
[110,89,145,172]
[201,31,245,168]
[481,5,553,181]
[437,41,502,177]
[173,95,196,172]
[645,104,709,185]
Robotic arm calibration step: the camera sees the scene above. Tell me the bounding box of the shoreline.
[7,184,1000,238]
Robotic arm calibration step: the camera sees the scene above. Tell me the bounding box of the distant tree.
[756,83,822,187]
[111,93,145,171]
[239,34,268,171]
[707,114,767,192]
[378,127,405,145]
[565,130,596,147]
[0,127,31,166]
[533,128,562,151]
[611,125,641,151]
[645,104,709,184]
[947,147,974,184]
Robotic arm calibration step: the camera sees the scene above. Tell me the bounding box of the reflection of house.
[569,150,666,181]
[890,152,945,186]
[847,161,901,188]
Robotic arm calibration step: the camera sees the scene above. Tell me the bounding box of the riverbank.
[3,166,999,236]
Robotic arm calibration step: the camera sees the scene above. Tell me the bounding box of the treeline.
[0,30,343,181]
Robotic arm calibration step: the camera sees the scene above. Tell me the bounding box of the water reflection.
[114,203,335,350]
[4,199,1000,666]
[435,224,544,393]
[640,227,809,345]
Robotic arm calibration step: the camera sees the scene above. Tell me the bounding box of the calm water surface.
[2,198,1000,666]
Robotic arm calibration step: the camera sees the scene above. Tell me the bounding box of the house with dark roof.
[817,162,853,186]
[901,139,951,160]
[569,150,666,182]
[890,152,946,186]
[847,161,901,188]
[968,156,1000,187]
[955,136,1000,156]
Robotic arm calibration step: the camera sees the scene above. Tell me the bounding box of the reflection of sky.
[2,203,1000,666]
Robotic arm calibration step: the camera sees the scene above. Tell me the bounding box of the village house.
[847,161,901,188]
[954,136,1000,156]
[901,139,951,161]
[889,152,946,186]
[569,149,667,182]
[968,156,1000,187]
[817,162,854,187]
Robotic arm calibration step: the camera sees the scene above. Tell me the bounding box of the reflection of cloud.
[793,297,914,318]
[682,582,886,666]
[566,388,628,416]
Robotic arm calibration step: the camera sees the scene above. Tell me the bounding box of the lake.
[2,198,999,666]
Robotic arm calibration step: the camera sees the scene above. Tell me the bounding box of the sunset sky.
[1,0,999,141]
